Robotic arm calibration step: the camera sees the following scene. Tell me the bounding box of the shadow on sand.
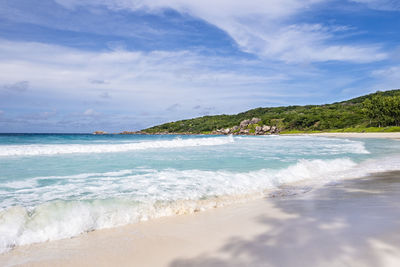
[170,172,400,267]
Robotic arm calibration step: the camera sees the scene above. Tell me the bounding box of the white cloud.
[225,23,386,63]
[99,92,111,99]
[55,0,317,18]
[165,103,180,112]
[350,0,400,11]
[19,111,56,120]
[0,39,285,91]
[371,65,400,90]
[0,39,294,117]
[0,33,387,131]
[53,0,387,63]
[372,65,400,77]
[83,109,100,116]
[2,81,29,92]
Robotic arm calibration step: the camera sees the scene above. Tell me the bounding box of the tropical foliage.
[362,94,400,127]
[143,89,400,133]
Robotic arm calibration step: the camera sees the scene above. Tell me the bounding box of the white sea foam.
[0,136,234,156]
[235,135,370,155]
[2,154,400,254]
[0,197,257,254]
[1,170,135,189]
[0,158,358,208]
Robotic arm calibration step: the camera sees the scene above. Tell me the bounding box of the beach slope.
[2,171,400,267]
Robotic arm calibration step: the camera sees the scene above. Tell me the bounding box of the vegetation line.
[142,89,400,134]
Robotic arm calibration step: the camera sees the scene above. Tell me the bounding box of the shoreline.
[94,131,400,140]
[2,171,400,267]
[293,132,400,140]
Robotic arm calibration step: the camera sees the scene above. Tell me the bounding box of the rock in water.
[93,131,107,135]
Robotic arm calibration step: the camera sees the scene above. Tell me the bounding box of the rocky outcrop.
[239,117,261,128]
[120,117,281,136]
[250,117,261,124]
[211,118,281,135]
[93,131,107,135]
[239,119,251,128]
[239,129,250,134]
[262,125,271,132]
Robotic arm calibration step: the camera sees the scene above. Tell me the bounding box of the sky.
[0,0,399,133]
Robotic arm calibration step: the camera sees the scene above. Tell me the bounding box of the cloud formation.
[350,0,400,11]
[0,0,398,132]
[166,103,180,112]
[0,39,291,106]
[83,109,100,116]
[0,39,304,131]
[99,92,111,99]
[370,65,400,91]
[53,0,387,63]
[3,81,29,92]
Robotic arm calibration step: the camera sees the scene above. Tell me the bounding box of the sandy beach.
[3,0,400,266]
[1,170,400,267]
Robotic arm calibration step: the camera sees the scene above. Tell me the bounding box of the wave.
[0,158,357,209]
[0,196,259,254]
[0,136,234,156]
[3,155,400,253]
[235,135,370,155]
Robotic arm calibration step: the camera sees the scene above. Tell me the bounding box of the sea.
[1,133,400,253]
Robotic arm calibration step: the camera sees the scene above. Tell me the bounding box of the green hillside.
[143,89,400,134]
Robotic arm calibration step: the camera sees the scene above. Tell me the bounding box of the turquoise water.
[1,134,400,253]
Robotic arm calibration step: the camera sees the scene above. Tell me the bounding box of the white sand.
[2,172,400,267]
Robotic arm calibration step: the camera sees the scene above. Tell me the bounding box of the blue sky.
[0,0,399,132]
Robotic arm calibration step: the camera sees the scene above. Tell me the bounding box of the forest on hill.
[142,89,400,134]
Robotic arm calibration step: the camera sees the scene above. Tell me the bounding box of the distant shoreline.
[113,131,400,139]
[2,132,400,139]
[287,132,400,140]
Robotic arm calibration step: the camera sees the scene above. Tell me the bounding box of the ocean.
[1,133,400,253]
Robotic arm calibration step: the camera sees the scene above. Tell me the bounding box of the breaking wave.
[0,136,234,156]
[2,155,400,253]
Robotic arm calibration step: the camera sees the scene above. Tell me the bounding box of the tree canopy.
[362,94,400,127]
[143,89,400,133]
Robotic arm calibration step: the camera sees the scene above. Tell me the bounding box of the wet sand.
[2,171,400,267]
